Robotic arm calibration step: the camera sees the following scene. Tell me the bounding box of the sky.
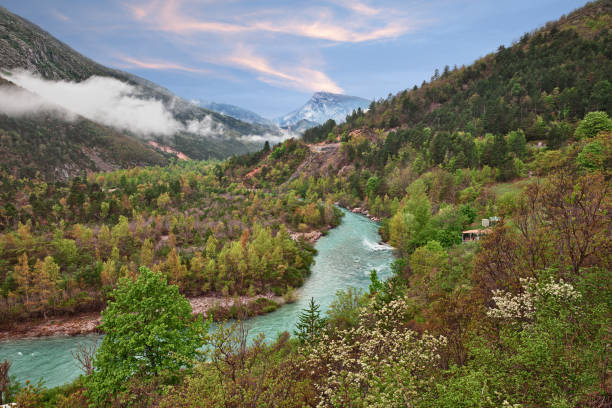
[2,0,589,118]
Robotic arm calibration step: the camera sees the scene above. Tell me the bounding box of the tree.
[12,253,34,312]
[590,80,612,111]
[31,256,59,316]
[576,131,612,173]
[0,360,10,404]
[389,184,434,254]
[294,297,326,344]
[365,176,380,198]
[574,111,612,140]
[491,133,508,167]
[430,131,451,164]
[86,267,209,405]
[139,238,154,268]
[507,130,527,158]
[327,287,367,331]
[547,121,570,150]
[409,240,448,302]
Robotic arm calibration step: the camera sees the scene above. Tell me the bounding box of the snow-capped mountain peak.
[277,91,370,129]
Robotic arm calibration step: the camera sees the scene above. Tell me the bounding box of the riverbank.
[0,224,325,341]
[348,206,381,222]
[334,202,382,223]
[0,294,284,341]
[0,208,395,389]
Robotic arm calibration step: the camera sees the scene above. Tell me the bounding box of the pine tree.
[294,297,326,344]
[13,253,33,311]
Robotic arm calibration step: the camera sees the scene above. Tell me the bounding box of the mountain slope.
[277,92,370,129]
[0,76,167,180]
[0,5,275,163]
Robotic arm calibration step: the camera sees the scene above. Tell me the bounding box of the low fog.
[0,71,225,138]
[239,128,299,144]
[0,82,72,118]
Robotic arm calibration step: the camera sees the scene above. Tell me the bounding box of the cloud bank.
[0,71,224,138]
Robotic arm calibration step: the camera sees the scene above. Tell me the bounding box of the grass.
[488,177,535,199]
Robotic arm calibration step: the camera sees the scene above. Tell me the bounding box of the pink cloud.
[131,0,415,43]
[332,0,381,16]
[118,56,211,74]
[51,9,70,22]
[223,49,343,93]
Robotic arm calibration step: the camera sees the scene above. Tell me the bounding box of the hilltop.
[0,76,168,179]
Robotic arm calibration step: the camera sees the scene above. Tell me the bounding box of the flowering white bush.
[537,278,581,302]
[302,296,446,408]
[487,277,582,322]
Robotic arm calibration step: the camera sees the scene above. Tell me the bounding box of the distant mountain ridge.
[200,101,275,126]
[277,92,371,129]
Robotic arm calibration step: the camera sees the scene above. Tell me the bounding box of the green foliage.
[159,329,310,408]
[303,119,337,143]
[507,129,527,158]
[326,287,367,331]
[576,131,612,172]
[294,297,326,344]
[85,267,209,405]
[0,157,334,322]
[574,111,612,139]
[365,176,380,198]
[432,269,611,407]
[4,3,612,407]
[577,141,604,170]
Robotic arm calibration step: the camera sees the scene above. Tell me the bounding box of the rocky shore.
[289,229,323,243]
[348,207,381,222]
[0,294,284,341]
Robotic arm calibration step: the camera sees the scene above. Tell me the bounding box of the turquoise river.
[0,208,395,389]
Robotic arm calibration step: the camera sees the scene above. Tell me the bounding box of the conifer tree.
[294,297,326,344]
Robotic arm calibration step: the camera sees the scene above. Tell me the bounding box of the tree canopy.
[86,267,209,404]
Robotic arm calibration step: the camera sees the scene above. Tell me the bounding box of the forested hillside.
[0,1,610,407]
[0,76,169,179]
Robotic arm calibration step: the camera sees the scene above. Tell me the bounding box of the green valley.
[0,0,610,407]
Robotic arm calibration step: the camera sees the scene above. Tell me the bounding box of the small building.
[462,229,491,243]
